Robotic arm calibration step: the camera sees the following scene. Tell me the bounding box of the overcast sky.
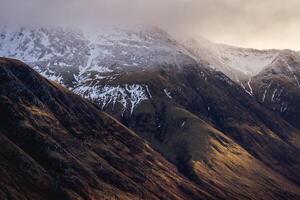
[1,0,300,50]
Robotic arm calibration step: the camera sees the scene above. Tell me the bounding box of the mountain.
[1,26,300,199]
[0,26,195,81]
[250,50,300,129]
[0,58,212,200]
[186,37,300,131]
[101,62,300,198]
[185,39,280,81]
[0,25,198,113]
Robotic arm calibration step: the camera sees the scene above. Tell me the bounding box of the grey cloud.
[1,0,300,49]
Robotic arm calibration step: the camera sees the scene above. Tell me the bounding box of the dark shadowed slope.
[0,58,213,200]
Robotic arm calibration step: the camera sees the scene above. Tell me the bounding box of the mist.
[1,0,300,50]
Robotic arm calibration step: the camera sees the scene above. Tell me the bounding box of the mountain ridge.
[0,57,214,200]
[1,25,300,199]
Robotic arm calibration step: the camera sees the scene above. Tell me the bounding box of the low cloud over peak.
[1,0,300,50]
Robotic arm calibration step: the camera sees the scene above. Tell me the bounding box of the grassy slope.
[0,58,212,200]
[96,65,300,199]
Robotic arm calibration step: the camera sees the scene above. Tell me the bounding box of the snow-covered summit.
[184,38,284,81]
[0,26,196,80]
[0,25,197,113]
[1,25,300,112]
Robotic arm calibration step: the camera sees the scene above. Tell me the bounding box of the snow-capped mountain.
[1,26,300,200]
[0,25,197,81]
[185,39,280,80]
[185,38,300,98]
[0,25,197,113]
[1,25,300,117]
[187,37,300,128]
[250,50,300,129]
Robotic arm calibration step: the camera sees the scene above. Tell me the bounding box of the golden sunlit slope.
[149,105,300,200]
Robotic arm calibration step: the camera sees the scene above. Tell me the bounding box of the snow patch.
[163,89,172,99]
[285,60,300,89]
[73,84,149,114]
[246,77,253,96]
[271,88,278,102]
[262,81,273,102]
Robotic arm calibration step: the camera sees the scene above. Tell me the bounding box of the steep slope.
[0,26,196,85]
[251,50,300,130]
[1,26,300,199]
[0,26,286,111]
[0,26,198,113]
[186,40,300,131]
[93,64,300,199]
[0,58,212,200]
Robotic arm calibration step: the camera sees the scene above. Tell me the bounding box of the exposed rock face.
[0,58,212,200]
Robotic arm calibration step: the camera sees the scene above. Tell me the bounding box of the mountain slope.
[1,26,300,199]
[0,26,198,113]
[98,63,300,199]
[186,39,300,132]
[184,39,280,82]
[0,57,212,200]
[251,50,300,130]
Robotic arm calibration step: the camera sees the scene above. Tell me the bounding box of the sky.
[1,0,300,50]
